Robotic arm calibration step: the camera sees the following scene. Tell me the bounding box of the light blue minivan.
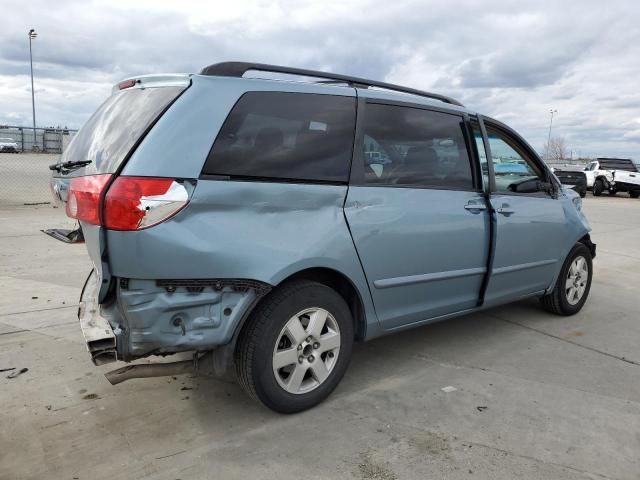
[52,62,595,412]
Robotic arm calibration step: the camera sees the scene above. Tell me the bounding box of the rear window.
[60,86,184,175]
[203,92,356,183]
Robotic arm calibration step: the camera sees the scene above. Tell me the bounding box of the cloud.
[0,0,639,158]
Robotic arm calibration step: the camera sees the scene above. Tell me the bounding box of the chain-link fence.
[0,126,78,206]
[0,152,61,206]
[0,125,77,153]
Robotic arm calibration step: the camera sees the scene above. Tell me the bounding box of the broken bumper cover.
[77,270,271,365]
[78,270,117,365]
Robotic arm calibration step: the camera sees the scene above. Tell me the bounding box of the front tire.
[630,191,640,199]
[540,243,593,315]
[235,280,353,413]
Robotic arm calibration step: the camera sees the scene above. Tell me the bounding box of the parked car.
[552,168,587,198]
[50,62,596,413]
[584,157,640,198]
[0,137,19,153]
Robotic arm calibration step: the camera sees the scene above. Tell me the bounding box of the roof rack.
[199,62,464,107]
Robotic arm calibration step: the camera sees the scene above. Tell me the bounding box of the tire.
[579,190,586,198]
[235,280,353,413]
[630,191,640,199]
[540,243,593,316]
[592,179,604,196]
[609,189,617,196]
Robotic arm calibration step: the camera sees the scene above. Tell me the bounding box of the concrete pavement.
[1,196,639,480]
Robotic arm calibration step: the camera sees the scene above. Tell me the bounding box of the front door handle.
[496,204,515,216]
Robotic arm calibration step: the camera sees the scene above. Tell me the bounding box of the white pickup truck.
[584,157,640,198]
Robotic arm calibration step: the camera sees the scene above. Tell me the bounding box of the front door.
[344,102,489,330]
[480,121,569,305]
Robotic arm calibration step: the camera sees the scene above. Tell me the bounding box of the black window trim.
[199,90,357,185]
[349,98,482,192]
[481,116,557,198]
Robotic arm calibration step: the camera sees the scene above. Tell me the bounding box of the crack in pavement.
[496,317,640,367]
[0,304,77,318]
[340,408,619,480]
[0,320,78,337]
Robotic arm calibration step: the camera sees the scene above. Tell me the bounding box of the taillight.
[103,176,190,231]
[66,174,112,225]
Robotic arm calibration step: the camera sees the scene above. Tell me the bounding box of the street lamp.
[28,28,37,151]
[546,108,558,160]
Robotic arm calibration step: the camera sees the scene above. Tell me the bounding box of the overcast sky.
[1,0,639,158]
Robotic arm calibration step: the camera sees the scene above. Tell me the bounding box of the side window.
[203,92,356,183]
[361,103,473,190]
[486,129,545,194]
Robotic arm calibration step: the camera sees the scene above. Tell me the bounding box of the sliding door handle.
[464,203,487,213]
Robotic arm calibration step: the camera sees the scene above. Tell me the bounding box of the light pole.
[28,28,37,151]
[546,108,557,160]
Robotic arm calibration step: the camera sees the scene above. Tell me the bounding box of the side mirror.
[510,179,552,194]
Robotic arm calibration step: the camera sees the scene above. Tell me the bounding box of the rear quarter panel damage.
[105,180,379,357]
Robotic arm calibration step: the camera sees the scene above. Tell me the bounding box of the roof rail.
[199,61,464,107]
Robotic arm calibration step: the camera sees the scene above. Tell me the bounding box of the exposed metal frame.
[199,61,464,107]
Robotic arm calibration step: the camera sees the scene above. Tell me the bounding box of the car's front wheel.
[235,280,353,413]
[540,243,593,315]
[630,191,640,199]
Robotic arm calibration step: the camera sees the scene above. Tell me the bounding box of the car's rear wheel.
[593,179,603,196]
[540,243,593,315]
[235,280,353,413]
[630,191,640,199]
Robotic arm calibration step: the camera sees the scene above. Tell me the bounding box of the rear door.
[344,100,489,330]
[479,119,569,305]
[52,79,188,300]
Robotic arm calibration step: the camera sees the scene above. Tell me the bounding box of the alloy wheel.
[272,307,341,395]
[565,255,588,305]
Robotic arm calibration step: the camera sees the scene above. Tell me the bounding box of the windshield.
[59,86,184,176]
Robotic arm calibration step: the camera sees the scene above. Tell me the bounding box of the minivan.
[50,62,595,413]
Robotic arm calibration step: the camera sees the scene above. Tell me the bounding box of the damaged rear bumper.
[77,270,270,366]
[78,270,117,365]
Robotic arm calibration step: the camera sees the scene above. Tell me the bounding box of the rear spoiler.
[112,73,191,94]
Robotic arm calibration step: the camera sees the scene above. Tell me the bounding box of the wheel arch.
[545,231,595,294]
[276,267,368,342]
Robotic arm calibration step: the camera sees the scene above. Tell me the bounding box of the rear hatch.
[51,75,189,301]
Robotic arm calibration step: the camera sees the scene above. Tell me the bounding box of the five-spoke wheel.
[236,280,353,413]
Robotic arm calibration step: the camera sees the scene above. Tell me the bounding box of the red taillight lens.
[103,176,189,231]
[66,174,113,225]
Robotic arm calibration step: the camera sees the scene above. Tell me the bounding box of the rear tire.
[540,243,593,316]
[630,191,640,199]
[235,280,353,413]
[592,179,603,196]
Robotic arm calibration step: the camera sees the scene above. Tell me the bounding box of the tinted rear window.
[203,92,356,183]
[60,86,184,175]
[360,103,473,189]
